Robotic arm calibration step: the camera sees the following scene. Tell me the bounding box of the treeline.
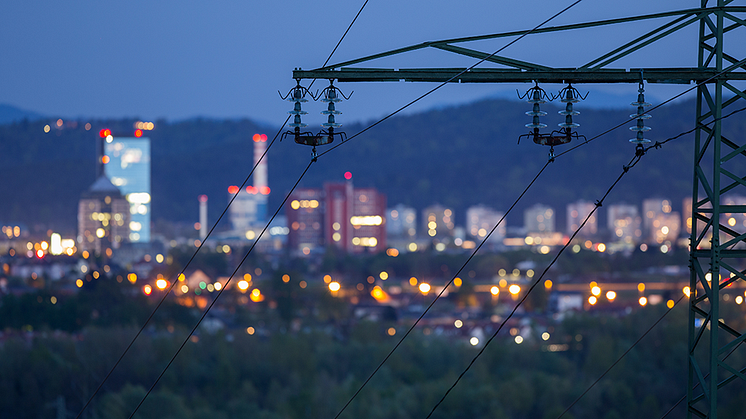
[4,304,746,419]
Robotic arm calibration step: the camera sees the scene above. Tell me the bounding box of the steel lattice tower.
[291,3,746,417]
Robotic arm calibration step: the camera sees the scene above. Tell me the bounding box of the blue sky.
[1,0,700,125]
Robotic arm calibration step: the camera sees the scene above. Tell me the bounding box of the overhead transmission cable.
[324,24,746,419]
[117,2,584,417]
[324,25,746,419]
[554,295,686,419]
[552,104,746,419]
[73,118,289,419]
[114,2,372,418]
[126,160,314,419]
[74,2,370,418]
[321,3,586,419]
[105,1,735,418]
[422,145,644,419]
[426,104,746,419]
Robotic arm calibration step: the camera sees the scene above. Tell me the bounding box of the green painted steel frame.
[293,6,746,85]
[290,4,746,418]
[688,2,746,419]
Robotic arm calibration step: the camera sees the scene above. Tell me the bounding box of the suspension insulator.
[287,83,308,129]
[629,83,652,145]
[321,82,344,129]
[558,86,580,129]
[525,87,547,129]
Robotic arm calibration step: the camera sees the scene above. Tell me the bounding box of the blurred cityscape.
[3,123,746,348]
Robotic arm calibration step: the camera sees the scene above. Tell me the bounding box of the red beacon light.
[228,185,239,194]
[253,134,268,142]
[99,128,111,138]
[134,129,143,138]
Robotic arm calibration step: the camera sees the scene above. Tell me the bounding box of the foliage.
[0,306,719,419]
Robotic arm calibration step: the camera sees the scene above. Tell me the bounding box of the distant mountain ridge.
[1,97,731,235]
[0,104,45,124]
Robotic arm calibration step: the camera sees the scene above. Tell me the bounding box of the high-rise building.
[524,204,555,234]
[350,187,386,253]
[387,204,416,238]
[642,198,680,244]
[607,203,642,244]
[466,204,505,245]
[104,135,151,242]
[229,134,270,233]
[566,200,597,237]
[78,175,130,256]
[324,180,386,253]
[422,204,455,240]
[287,188,324,255]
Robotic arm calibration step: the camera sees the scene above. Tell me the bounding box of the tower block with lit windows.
[77,175,130,256]
[229,134,271,235]
[291,3,746,417]
[102,128,152,243]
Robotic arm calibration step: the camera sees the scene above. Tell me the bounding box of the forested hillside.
[2,97,735,234]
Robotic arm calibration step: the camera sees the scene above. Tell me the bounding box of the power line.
[73,116,289,419]
[322,3,586,419]
[551,104,746,419]
[423,148,643,419]
[125,2,584,417]
[126,160,315,419]
[425,103,746,419]
[555,296,685,419]
[115,1,373,417]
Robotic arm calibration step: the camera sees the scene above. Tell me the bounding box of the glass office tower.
[104,136,151,242]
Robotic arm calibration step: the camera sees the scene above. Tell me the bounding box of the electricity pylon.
[292,3,746,418]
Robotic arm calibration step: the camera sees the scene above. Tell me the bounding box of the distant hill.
[0,104,45,125]
[2,97,734,235]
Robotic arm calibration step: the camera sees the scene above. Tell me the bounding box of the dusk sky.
[1,0,698,126]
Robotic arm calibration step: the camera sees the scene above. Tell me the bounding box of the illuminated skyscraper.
[229,134,270,233]
[324,179,387,254]
[524,204,555,234]
[287,188,324,255]
[78,175,130,256]
[104,134,151,242]
[466,204,505,244]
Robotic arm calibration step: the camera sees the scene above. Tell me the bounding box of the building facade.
[422,204,455,241]
[466,204,505,245]
[524,204,555,234]
[104,136,151,242]
[566,200,597,237]
[607,203,642,245]
[77,175,130,256]
[287,188,324,255]
[642,198,680,244]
